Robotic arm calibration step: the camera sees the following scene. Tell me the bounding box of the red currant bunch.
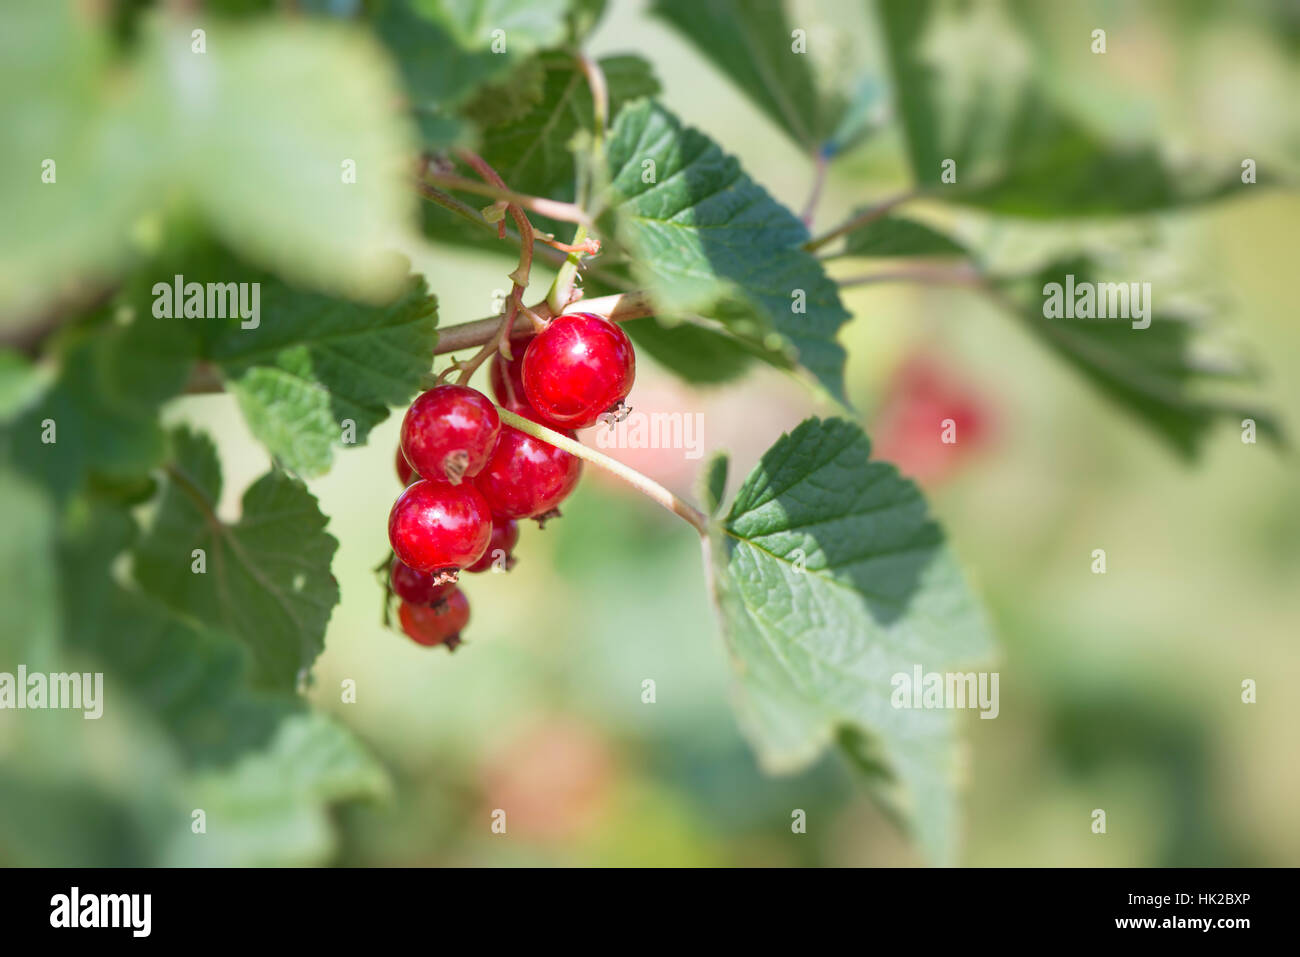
[385,310,636,650]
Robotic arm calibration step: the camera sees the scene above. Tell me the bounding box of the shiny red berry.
[390,558,456,605]
[464,517,520,573]
[388,479,492,575]
[401,384,500,484]
[396,445,415,485]
[398,591,469,650]
[474,408,582,520]
[522,312,635,429]
[489,334,535,415]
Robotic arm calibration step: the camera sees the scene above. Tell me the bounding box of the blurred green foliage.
[1,0,1296,866]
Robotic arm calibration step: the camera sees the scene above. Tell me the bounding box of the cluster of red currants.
[386,312,636,650]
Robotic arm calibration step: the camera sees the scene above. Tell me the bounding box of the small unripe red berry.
[398,591,469,649]
[390,558,456,605]
[388,479,492,574]
[522,312,635,429]
[474,408,582,520]
[464,517,520,573]
[401,384,500,484]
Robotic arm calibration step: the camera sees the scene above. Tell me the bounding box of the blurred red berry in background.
[870,353,998,484]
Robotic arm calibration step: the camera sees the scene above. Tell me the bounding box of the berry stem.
[496,406,710,537]
[547,54,609,316]
[435,290,655,356]
[420,169,594,231]
[546,224,589,315]
[438,149,542,384]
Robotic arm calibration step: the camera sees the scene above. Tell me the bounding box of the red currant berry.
[388,479,492,575]
[464,517,520,573]
[489,334,535,415]
[396,445,415,485]
[390,558,456,605]
[401,384,500,484]
[522,312,636,429]
[473,408,583,520]
[398,591,469,650]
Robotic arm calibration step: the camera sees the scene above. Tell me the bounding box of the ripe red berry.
[522,312,635,429]
[395,445,415,485]
[388,479,492,575]
[489,334,534,415]
[465,517,520,573]
[398,591,469,650]
[474,407,582,521]
[390,558,456,605]
[401,384,500,484]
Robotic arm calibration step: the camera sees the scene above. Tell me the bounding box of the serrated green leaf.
[376,0,570,148]
[133,428,340,690]
[709,417,993,862]
[998,258,1283,457]
[602,100,851,402]
[473,53,660,203]
[650,0,837,152]
[0,470,386,866]
[4,315,197,503]
[874,0,1248,216]
[842,213,967,258]
[208,275,438,476]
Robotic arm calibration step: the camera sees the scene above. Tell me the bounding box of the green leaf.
[709,417,993,862]
[874,0,1247,216]
[4,315,197,503]
[700,451,729,517]
[0,351,53,421]
[0,470,60,667]
[0,4,422,326]
[602,100,852,402]
[842,213,967,258]
[133,428,340,690]
[998,258,1283,456]
[167,712,388,866]
[432,0,572,48]
[208,275,438,477]
[650,0,836,152]
[0,459,383,867]
[375,0,570,147]
[623,317,754,385]
[143,17,421,301]
[473,53,660,203]
[0,3,167,329]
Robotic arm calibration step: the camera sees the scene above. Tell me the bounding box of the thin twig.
[836,263,982,289]
[447,150,541,384]
[803,189,918,253]
[547,54,609,314]
[801,153,829,227]
[421,170,594,231]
